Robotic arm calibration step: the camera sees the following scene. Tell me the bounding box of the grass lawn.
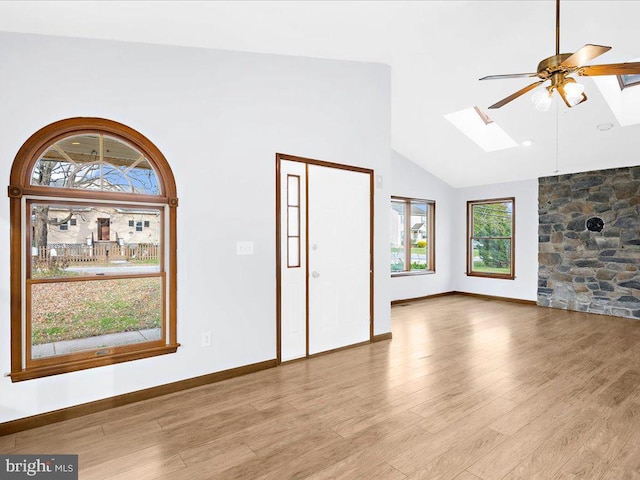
[472,261,511,275]
[391,246,428,254]
[31,277,161,345]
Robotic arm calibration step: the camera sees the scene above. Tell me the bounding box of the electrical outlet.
[201,331,212,347]
[236,241,254,255]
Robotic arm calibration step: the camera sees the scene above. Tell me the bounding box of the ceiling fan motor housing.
[536,54,573,79]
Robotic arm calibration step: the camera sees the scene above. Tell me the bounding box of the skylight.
[618,73,640,90]
[444,107,518,152]
[593,59,640,127]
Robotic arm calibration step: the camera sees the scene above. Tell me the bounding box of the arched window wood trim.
[8,117,179,381]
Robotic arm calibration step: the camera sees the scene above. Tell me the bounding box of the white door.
[307,164,371,354]
[280,160,307,361]
[279,159,371,359]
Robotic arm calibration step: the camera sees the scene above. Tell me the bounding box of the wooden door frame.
[275,153,374,364]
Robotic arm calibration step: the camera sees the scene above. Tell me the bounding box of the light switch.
[236,241,254,255]
[376,175,383,189]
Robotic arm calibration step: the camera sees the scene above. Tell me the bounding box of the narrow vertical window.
[390,197,435,275]
[467,197,515,279]
[286,175,301,268]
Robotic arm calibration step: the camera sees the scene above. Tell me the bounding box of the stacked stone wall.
[538,166,640,318]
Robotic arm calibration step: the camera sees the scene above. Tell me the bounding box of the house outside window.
[467,197,515,279]
[391,196,435,275]
[8,117,179,381]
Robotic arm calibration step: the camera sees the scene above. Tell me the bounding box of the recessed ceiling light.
[597,123,614,131]
[521,139,534,147]
[71,142,80,145]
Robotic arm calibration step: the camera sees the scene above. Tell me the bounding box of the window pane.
[31,134,160,195]
[30,203,161,278]
[471,238,511,275]
[472,201,512,237]
[287,175,300,206]
[620,73,640,89]
[288,237,300,268]
[125,161,161,195]
[288,206,300,236]
[30,276,162,360]
[102,164,136,192]
[410,202,428,271]
[32,157,75,188]
[390,201,406,271]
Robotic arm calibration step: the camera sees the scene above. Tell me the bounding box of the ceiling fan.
[480,0,640,110]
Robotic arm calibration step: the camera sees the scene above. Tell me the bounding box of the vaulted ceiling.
[1,1,639,187]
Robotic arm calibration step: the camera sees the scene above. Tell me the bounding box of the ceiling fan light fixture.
[561,78,586,105]
[558,77,587,107]
[532,88,553,111]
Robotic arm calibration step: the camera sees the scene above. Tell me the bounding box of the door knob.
[312,271,320,278]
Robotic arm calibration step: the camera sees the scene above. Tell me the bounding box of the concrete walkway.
[32,328,161,359]
[66,265,160,275]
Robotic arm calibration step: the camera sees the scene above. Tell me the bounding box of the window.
[618,73,640,90]
[390,197,435,275]
[128,220,134,227]
[286,175,301,268]
[8,117,179,381]
[144,220,150,228]
[467,198,514,279]
[136,221,143,232]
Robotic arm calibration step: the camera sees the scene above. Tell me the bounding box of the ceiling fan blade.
[578,62,640,76]
[561,44,612,69]
[479,73,539,81]
[488,80,545,109]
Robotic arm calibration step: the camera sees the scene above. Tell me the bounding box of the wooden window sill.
[10,344,180,382]
[466,272,515,280]
[391,270,436,278]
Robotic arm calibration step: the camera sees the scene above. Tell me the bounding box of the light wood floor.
[4,295,640,479]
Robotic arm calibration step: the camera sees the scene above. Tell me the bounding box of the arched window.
[8,118,178,381]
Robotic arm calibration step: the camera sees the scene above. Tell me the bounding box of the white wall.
[389,151,455,301]
[389,151,539,303]
[453,179,539,301]
[0,33,391,423]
